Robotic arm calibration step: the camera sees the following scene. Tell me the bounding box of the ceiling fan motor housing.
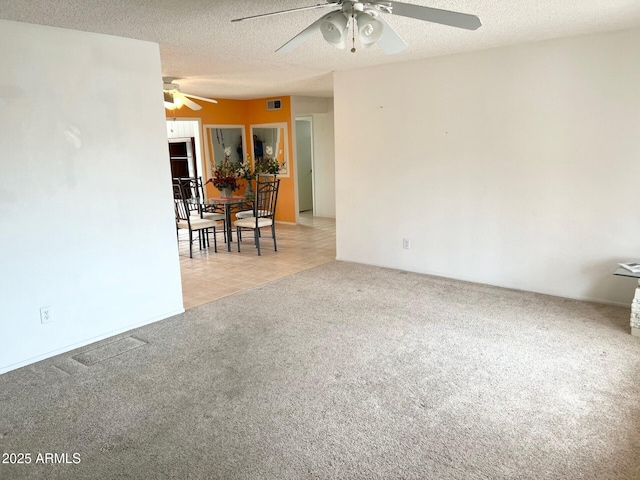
[163,83,180,92]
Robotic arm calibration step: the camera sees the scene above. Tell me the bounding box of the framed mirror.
[250,123,289,177]
[204,125,246,178]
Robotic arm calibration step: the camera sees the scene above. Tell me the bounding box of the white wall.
[311,102,336,218]
[291,96,336,218]
[0,20,184,374]
[334,28,640,305]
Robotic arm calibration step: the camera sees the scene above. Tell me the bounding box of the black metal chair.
[233,176,280,255]
[193,176,227,224]
[173,176,227,229]
[235,174,273,220]
[173,181,220,258]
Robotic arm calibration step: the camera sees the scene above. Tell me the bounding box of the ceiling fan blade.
[374,14,408,54]
[232,2,337,22]
[386,1,481,30]
[174,92,202,111]
[182,93,218,104]
[276,12,331,53]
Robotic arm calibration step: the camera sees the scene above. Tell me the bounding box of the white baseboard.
[0,308,185,376]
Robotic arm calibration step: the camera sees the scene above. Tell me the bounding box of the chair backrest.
[173,177,195,199]
[172,180,193,225]
[253,175,280,222]
[173,177,206,217]
[193,176,207,203]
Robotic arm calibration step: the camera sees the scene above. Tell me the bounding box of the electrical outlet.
[403,238,411,249]
[40,306,52,324]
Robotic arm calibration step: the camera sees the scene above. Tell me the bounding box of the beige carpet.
[1,261,639,479]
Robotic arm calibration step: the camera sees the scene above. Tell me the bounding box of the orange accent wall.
[166,97,295,223]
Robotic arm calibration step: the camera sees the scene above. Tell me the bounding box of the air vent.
[266,99,282,111]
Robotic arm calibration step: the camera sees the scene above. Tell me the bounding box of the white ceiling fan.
[162,77,218,111]
[232,1,481,54]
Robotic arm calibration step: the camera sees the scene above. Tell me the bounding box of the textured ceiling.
[1,0,640,100]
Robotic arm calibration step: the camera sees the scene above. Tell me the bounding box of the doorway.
[168,137,196,179]
[296,117,314,213]
[166,119,204,179]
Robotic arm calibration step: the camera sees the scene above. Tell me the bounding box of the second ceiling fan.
[232,0,481,54]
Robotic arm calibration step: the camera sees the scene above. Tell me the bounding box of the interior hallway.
[178,212,336,309]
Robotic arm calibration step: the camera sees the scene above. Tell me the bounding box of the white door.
[296,118,313,212]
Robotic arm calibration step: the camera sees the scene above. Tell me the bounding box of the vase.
[220,187,233,198]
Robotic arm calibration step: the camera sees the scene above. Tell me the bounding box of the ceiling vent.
[266,99,282,111]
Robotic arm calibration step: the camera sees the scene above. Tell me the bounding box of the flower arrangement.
[207,156,240,192]
[235,162,256,198]
[236,162,255,181]
[255,146,285,175]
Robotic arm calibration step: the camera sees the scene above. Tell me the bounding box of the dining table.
[204,195,252,252]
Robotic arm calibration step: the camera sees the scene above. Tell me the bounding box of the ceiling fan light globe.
[320,12,348,48]
[356,12,383,45]
[172,95,184,108]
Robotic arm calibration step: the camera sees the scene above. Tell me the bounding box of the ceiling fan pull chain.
[351,5,356,53]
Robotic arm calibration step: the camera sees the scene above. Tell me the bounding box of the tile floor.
[177,211,336,309]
